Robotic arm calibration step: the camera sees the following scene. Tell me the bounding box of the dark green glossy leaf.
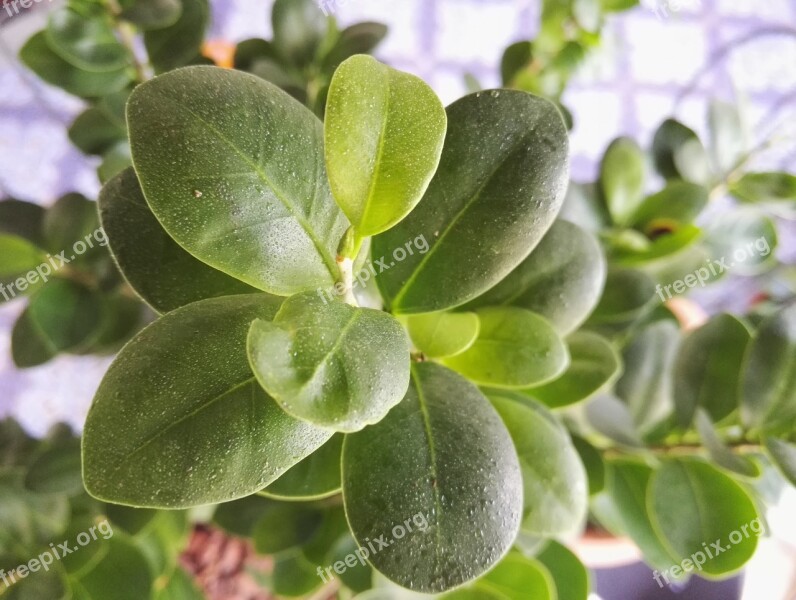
[253,503,323,554]
[674,314,751,426]
[651,118,710,184]
[537,541,590,600]
[764,437,796,486]
[648,459,761,577]
[464,220,606,335]
[143,0,208,72]
[342,362,522,593]
[741,304,796,433]
[99,168,258,313]
[527,330,620,408]
[599,137,645,226]
[46,6,129,72]
[322,22,388,72]
[616,319,679,432]
[83,294,333,508]
[405,311,479,359]
[695,410,760,478]
[0,199,45,246]
[263,434,343,500]
[592,458,676,570]
[28,279,105,353]
[488,391,587,538]
[120,0,182,30]
[731,172,796,204]
[248,292,410,432]
[325,55,447,237]
[442,307,568,388]
[271,0,327,67]
[20,32,131,98]
[127,66,348,296]
[572,435,605,495]
[373,90,569,314]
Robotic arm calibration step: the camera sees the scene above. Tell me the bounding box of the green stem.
[104,0,151,83]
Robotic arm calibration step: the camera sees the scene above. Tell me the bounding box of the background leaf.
[405,311,479,359]
[144,0,209,72]
[599,137,646,226]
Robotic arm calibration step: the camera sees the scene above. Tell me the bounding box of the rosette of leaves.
[232,0,388,116]
[0,419,201,600]
[0,194,145,368]
[79,54,612,596]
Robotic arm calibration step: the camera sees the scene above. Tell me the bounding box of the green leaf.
[24,437,84,495]
[253,503,322,554]
[405,311,480,359]
[444,553,556,599]
[69,107,127,156]
[731,172,796,204]
[586,268,656,326]
[82,294,333,508]
[695,410,760,478]
[704,207,777,275]
[127,66,348,296]
[708,100,745,175]
[143,0,208,72]
[19,32,131,98]
[212,495,272,537]
[651,118,710,184]
[0,199,45,246]
[763,437,796,486]
[559,182,611,233]
[69,535,154,600]
[674,314,751,426]
[537,541,590,600]
[592,458,676,570]
[0,470,70,551]
[326,533,375,593]
[106,504,158,536]
[615,319,679,432]
[526,330,621,408]
[585,394,644,448]
[321,23,389,72]
[463,220,606,335]
[46,6,129,72]
[571,435,605,495]
[0,235,44,279]
[154,568,204,600]
[342,362,522,593]
[42,193,99,257]
[270,549,323,597]
[500,41,532,86]
[648,458,761,577]
[248,292,410,432]
[263,433,343,500]
[373,90,570,314]
[741,304,796,433]
[488,391,587,538]
[599,137,646,226]
[28,279,105,353]
[628,182,708,234]
[325,55,447,238]
[272,0,327,66]
[442,307,568,388]
[97,141,133,184]
[11,309,57,368]
[119,0,182,30]
[608,225,703,267]
[2,569,68,600]
[99,168,258,314]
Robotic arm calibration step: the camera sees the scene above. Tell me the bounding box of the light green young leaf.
[442,307,568,388]
[248,292,410,432]
[342,362,522,593]
[442,553,556,600]
[674,314,751,426]
[464,220,606,334]
[405,311,480,358]
[648,459,761,577]
[628,181,708,234]
[526,330,621,408]
[537,541,590,600]
[373,90,570,314]
[731,172,796,204]
[741,304,796,433]
[0,234,44,279]
[83,295,333,508]
[325,55,447,238]
[99,168,258,314]
[600,137,646,226]
[488,391,587,538]
[127,66,348,296]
